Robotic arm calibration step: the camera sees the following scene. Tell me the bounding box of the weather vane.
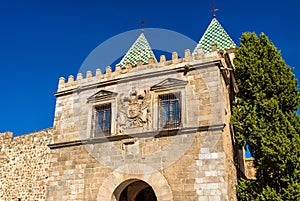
[211,3,219,18]
[141,19,145,33]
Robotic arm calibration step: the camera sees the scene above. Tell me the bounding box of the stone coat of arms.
[117,89,151,134]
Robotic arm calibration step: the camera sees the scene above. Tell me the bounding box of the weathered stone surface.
[0,129,52,200]
[0,49,247,201]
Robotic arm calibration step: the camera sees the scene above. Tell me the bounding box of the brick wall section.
[0,129,52,201]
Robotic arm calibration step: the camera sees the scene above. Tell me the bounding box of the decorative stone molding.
[150,78,188,92]
[87,90,117,103]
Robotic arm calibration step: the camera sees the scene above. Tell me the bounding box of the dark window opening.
[93,103,111,137]
[159,93,181,129]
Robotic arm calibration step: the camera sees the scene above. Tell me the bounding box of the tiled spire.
[193,17,236,54]
[118,32,157,67]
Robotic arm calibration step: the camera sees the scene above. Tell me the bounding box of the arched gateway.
[96,164,174,201]
[113,179,157,201]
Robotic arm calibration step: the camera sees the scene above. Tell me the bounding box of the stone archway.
[114,179,157,201]
[96,164,173,201]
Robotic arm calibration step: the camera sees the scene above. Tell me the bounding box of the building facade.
[0,17,246,201]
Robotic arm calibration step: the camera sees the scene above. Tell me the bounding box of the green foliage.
[232,32,300,200]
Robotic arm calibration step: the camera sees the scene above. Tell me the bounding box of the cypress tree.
[232,32,300,200]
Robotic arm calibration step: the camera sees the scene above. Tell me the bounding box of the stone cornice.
[48,124,225,149]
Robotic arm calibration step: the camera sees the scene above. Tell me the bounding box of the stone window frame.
[87,90,117,138]
[92,103,112,137]
[150,78,188,130]
[158,92,182,129]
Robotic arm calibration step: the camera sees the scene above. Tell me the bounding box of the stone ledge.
[48,124,225,149]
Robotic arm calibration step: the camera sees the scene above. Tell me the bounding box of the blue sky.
[0,0,299,136]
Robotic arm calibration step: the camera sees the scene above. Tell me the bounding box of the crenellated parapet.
[57,48,235,93]
[0,131,13,140]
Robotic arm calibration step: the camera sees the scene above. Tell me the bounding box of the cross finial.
[211,3,219,18]
[141,19,145,33]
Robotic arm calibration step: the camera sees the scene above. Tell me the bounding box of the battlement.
[56,49,234,93]
[0,129,53,148]
[0,131,13,140]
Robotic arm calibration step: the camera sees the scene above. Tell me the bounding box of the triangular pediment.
[87,90,117,102]
[150,78,188,91]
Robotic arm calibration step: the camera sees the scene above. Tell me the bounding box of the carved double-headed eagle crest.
[117,88,151,134]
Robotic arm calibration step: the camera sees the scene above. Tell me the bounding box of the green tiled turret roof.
[118,32,157,67]
[193,17,236,54]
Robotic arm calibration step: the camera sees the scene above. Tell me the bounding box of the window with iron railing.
[159,93,181,129]
[93,103,111,137]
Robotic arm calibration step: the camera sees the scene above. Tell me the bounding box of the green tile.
[119,33,157,67]
[193,18,236,54]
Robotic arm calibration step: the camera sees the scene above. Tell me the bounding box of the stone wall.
[0,129,52,201]
[48,129,233,201]
[47,50,239,200]
[0,50,243,201]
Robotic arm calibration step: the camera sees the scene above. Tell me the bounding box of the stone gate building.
[0,16,246,201]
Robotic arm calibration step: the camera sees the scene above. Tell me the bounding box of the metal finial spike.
[211,3,219,18]
[141,19,145,33]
